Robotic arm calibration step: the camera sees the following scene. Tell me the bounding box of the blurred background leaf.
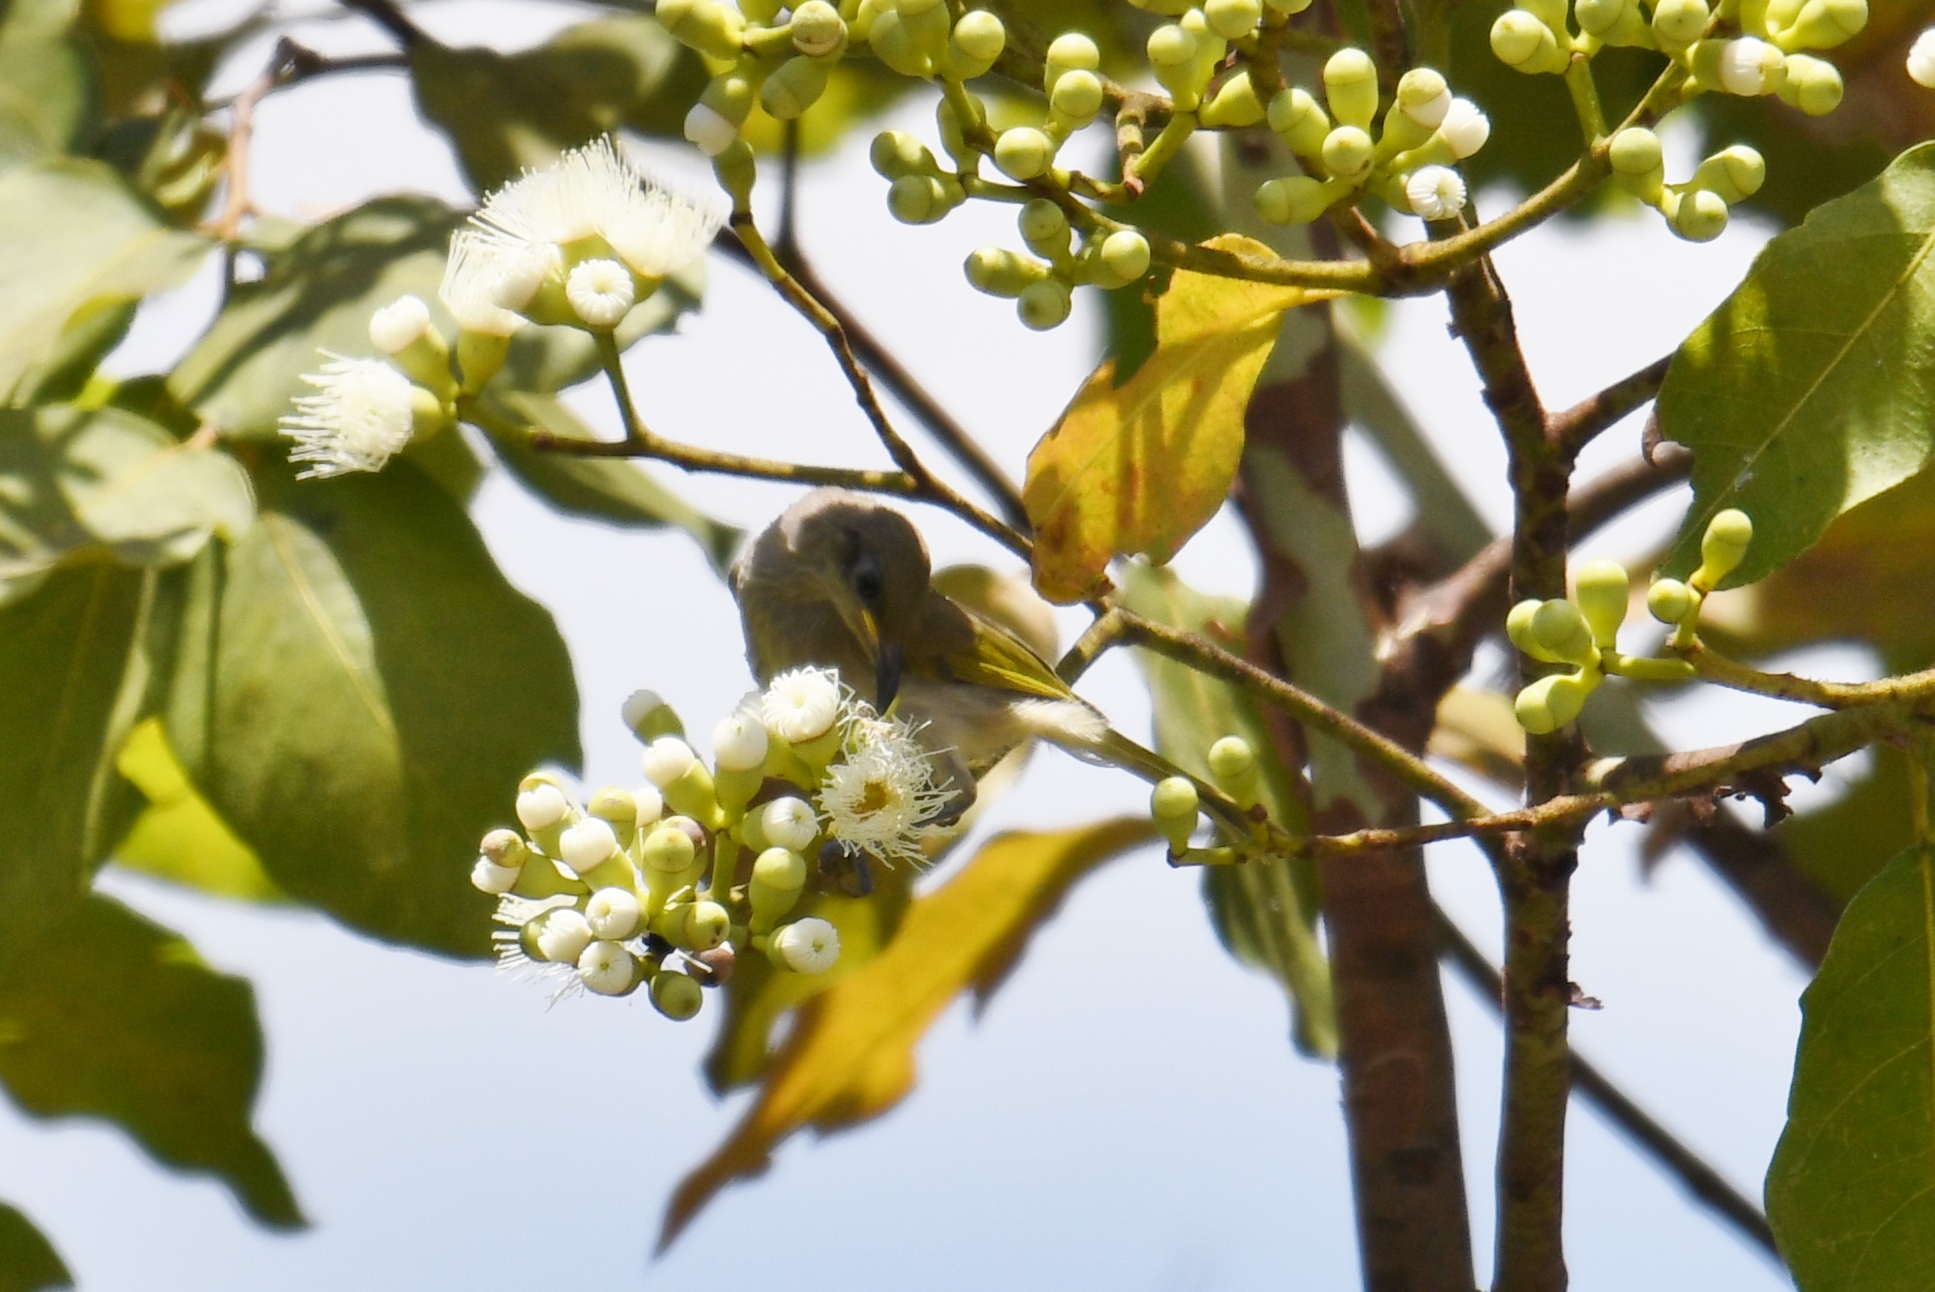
[0,0,94,174]
[0,1202,72,1292]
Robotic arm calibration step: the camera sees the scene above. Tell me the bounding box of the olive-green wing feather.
[925,598,1076,701]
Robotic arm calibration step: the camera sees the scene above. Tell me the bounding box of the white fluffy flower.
[761,796,820,852]
[773,917,841,974]
[565,257,636,329]
[713,710,770,772]
[367,294,431,353]
[279,355,420,479]
[762,667,845,743]
[1909,27,1935,86]
[1405,166,1468,220]
[817,711,952,866]
[1718,37,1782,95]
[1437,98,1491,160]
[577,939,638,995]
[439,231,537,337]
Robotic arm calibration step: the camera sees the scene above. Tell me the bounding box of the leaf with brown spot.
[661,816,1156,1249]
[1023,235,1339,603]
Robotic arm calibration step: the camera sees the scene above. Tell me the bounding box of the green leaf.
[0,892,303,1229]
[410,18,704,193]
[1657,143,1935,586]
[169,196,701,440]
[1767,844,1935,1289]
[0,1203,72,1292]
[0,561,147,940]
[0,0,92,175]
[1117,561,1337,1058]
[111,716,284,902]
[0,404,254,599]
[489,391,741,574]
[0,159,208,402]
[162,460,579,956]
[1023,234,1337,604]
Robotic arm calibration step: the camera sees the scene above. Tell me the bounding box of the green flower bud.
[1573,559,1631,648]
[1514,670,1595,735]
[1691,146,1765,203]
[1777,53,1843,114]
[1098,229,1151,285]
[1396,68,1451,126]
[1266,86,1331,157]
[1151,776,1199,852]
[1321,124,1375,180]
[1265,0,1313,13]
[1574,0,1629,36]
[1049,68,1105,122]
[650,969,705,1020]
[1646,577,1697,624]
[1204,0,1262,39]
[762,55,830,118]
[1652,0,1709,46]
[641,823,698,874]
[789,0,847,55]
[869,10,933,77]
[1608,127,1663,175]
[1045,31,1100,85]
[1254,174,1339,225]
[749,846,809,931]
[1692,508,1753,590]
[712,140,757,212]
[1492,9,1568,74]
[994,126,1054,180]
[888,174,953,224]
[871,130,937,180]
[953,10,1006,63]
[1199,70,1266,127]
[1146,23,1196,68]
[1017,276,1073,330]
[510,856,588,899]
[480,827,529,871]
[1530,597,1598,667]
[1780,0,1864,50]
[1324,48,1380,129]
[742,0,782,22]
[1505,598,1549,660]
[656,0,746,59]
[1019,198,1070,258]
[682,900,732,953]
[621,689,683,742]
[1611,654,1698,682]
[588,786,641,851]
[1666,187,1729,242]
[1208,735,1261,808]
[964,246,1051,296]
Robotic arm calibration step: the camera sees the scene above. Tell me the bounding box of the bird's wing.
[927,598,1077,702]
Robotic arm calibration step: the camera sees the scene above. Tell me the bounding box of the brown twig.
[338,0,425,47]
[1549,354,1672,457]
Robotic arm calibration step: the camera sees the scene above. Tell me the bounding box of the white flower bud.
[684,102,738,156]
[642,736,699,788]
[761,667,842,743]
[471,856,522,894]
[1438,98,1492,159]
[633,784,665,828]
[1405,165,1468,220]
[774,916,841,973]
[565,258,635,330]
[577,940,639,995]
[761,796,821,852]
[621,689,680,739]
[516,781,571,832]
[1397,68,1451,126]
[1718,36,1782,94]
[1910,27,1935,87]
[559,817,620,876]
[586,886,643,939]
[713,711,770,772]
[535,908,594,964]
[791,0,846,55]
[368,295,432,354]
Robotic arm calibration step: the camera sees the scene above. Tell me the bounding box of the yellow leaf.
[1023,234,1339,603]
[661,816,1157,1248]
[112,718,284,903]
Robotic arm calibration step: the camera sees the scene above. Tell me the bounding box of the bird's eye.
[853,555,884,604]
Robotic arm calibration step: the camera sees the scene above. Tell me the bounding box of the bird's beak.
[861,609,903,709]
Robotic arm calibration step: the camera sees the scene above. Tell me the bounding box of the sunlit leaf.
[664,817,1157,1247]
[1024,234,1338,603]
[1657,143,1935,586]
[1118,561,1336,1057]
[0,1202,72,1292]
[0,159,207,402]
[0,892,303,1229]
[0,0,92,174]
[1767,844,1935,1289]
[111,716,283,902]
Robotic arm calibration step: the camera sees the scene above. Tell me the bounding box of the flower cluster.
[278,139,718,478]
[1147,735,1265,866]
[473,666,955,1017]
[1506,509,1753,734]
[1252,57,1488,228]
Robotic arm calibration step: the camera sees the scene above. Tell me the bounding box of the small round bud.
[1438,98,1491,159]
[1046,31,1101,75]
[683,102,738,157]
[1574,0,1631,37]
[368,295,431,354]
[1573,559,1631,648]
[994,127,1054,180]
[1505,598,1546,658]
[774,916,842,973]
[1492,9,1564,72]
[656,0,746,58]
[588,786,637,831]
[1514,671,1594,736]
[1530,598,1597,666]
[1017,277,1073,330]
[666,815,708,851]
[888,175,950,225]
[1151,776,1200,821]
[1609,127,1663,176]
[762,667,842,743]
[622,689,682,741]
[565,258,634,330]
[1321,125,1375,180]
[1019,198,1070,248]
[1396,68,1452,127]
[480,827,529,870]
[1693,508,1753,590]
[790,0,846,55]
[1669,187,1730,242]
[1651,0,1709,45]
[754,846,809,891]
[1204,0,1262,39]
[1099,230,1151,284]
[761,797,821,852]
[586,886,642,939]
[559,817,621,876]
[964,246,1050,296]
[712,711,769,772]
[870,130,932,180]
[761,55,831,119]
[641,823,698,874]
[650,969,704,1020]
[1404,165,1467,220]
[642,736,698,788]
[690,944,736,984]
[1780,53,1844,114]
[577,940,640,995]
[953,10,1005,62]
[683,900,732,952]
[1718,37,1783,94]
[1254,175,1335,225]
[1049,69,1105,120]
[1788,0,1866,51]
[1147,23,1197,67]
[1323,48,1379,128]
[471,855,521,894]
[1647,578,1696,624]
[515,781,570,832]
[1694,146,1765,202]
[534,907,594,964]
[1207,736,1256,781]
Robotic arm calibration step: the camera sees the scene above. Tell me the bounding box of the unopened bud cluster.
[1149,735,1267,866]
[1645,507,1754,646]
[1253,58,1488,227]
[475,668,958,1016]
[1489,0,1865,238]
[1508,557,1697,735]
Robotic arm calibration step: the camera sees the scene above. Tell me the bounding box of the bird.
[730,487,1252,834]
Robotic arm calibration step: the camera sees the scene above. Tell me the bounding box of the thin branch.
[337,0,425,47]
[1432,907,1781,1257]
[1681,641,1935,709]
[1549,354,1672,457]
[204,48,405,112]
[211,40,314,243]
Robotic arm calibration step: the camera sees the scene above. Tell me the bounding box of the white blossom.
[816,710,952,866]
[761,667,843,743]
[367,294,431,354]
[1405,166,1468,221]
[1438,98,1491,160]
[439,231,537,337]
[534,908,594,965]
[773,916,841,974]
[279,355,419,478]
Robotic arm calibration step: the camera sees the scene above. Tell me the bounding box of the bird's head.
[782,490,931,709]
